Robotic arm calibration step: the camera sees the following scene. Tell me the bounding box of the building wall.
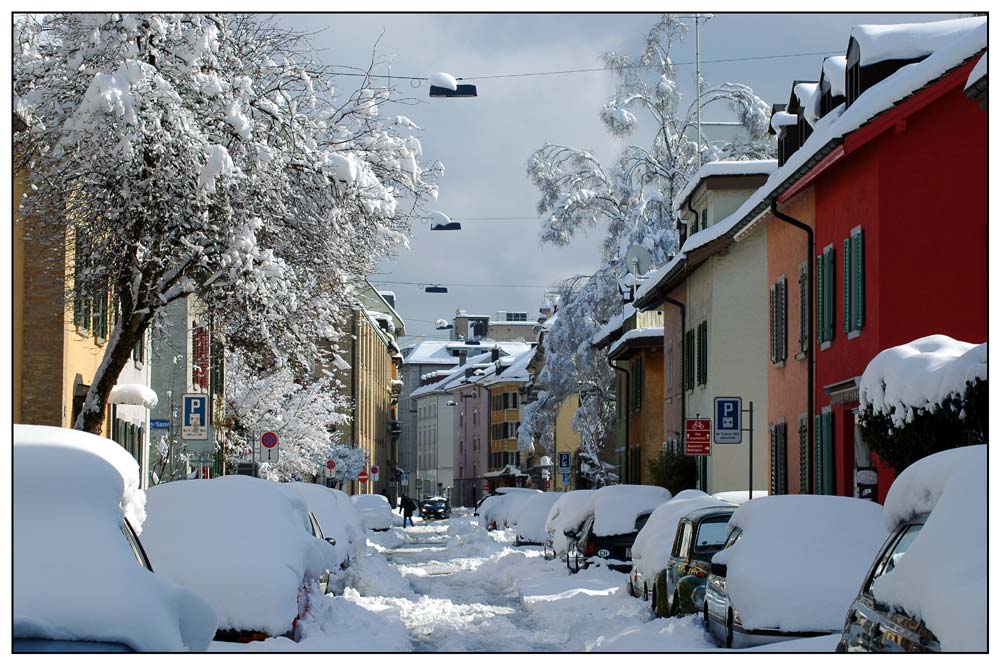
[451,381,489,506]
[628,345,664,485]
[13,168,26,423]
[399,360,457,496]
[661,284,686,454]
[553,393,581,491]
[352,310,395,495]
[487,322,541,342]
[487,380,523,471]
[764,187,816,495]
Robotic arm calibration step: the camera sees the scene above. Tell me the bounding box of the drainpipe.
[770,199,815,494]
[607,358,631,484]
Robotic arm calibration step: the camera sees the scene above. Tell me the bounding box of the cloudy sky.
[279,12,965,344]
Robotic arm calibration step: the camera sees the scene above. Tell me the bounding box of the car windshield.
[693,518,729,552]
[426,500,446,507]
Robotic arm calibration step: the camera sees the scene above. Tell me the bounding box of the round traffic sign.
[358,470,369,482]
[370,465,380,475]
[326,459,337,470]
[261,431,278,448]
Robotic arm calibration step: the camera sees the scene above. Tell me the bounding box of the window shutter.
[779,279,787,362]
[769,425,777,495]
[769,286,776,364]
[855,229,865,330]
[799,265,808,354]
[799,417,809,493]
[843,238,852,334]
[815,414,823,494]
[816,255,824,344]
[825,248,835,342]
[779,422,788,495]
[73,237,85,327]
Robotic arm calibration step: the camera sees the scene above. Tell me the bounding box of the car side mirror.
[325,537,337,547]
[710,562,727,577]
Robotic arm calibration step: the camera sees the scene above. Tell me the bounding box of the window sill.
[848,329,861,340]
[820,341,832,352]
[773,361,785,369]
[795,352,807,361]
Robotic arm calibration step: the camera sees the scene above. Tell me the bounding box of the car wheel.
[651,586,658,617]
[703,598,709,627]
[671,592,681,617]
[725,609,734,649]
[643,582,649,602]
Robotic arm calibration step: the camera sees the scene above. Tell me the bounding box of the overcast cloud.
[278,12,965,344]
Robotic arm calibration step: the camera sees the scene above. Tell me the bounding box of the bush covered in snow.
[858,335,987,473]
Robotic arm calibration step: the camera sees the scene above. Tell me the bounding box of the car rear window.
[693,518,729,553]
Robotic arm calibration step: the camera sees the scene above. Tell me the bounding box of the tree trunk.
[73,314,148,435]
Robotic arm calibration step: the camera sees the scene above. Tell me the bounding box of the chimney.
[491,348,500,362]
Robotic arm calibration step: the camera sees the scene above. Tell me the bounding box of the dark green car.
[654,505,735,618]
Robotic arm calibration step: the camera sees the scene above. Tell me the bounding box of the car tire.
[703,598,709,627]
[726,609,734,649]
[651,586,658,617]
[643,582,649,602]
[671,592,681,618]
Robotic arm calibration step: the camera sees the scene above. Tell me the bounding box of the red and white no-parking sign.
[370,465,380,481]
[259,431,279,462]
[325,459,336,479]
[358,470,369,483]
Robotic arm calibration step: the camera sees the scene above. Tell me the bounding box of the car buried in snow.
[703,495,886,649]
[837,445,986,653]
[656,504,736,618]
[352,493,396,531]
[420,496,452,520]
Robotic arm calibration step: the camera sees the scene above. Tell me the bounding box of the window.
[865,523,924,596]
[694,518,730,553]
[798,262,809,356]
[512,392,519,409]
[192,324,210,389]
[816,408,834,494]
[684,329,696,391]
[817,246,835,346]
[843,228,865,336]
[769,420,788,495]
[697,321,708,386]
[700,208,708,231]
[770,277,788,365]
[210,336,224,397]
[133,331,145,364]
[678,522,693,558]
[631,357,643,411]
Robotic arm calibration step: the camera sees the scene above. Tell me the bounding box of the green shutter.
[799,266,809,354]
[825,248,835,342]
[815,414,823,494]
[73,236,84,327]
[855,229,865,330]
[816,255,824,344]
[779,280,787,362]
[769,286,776,364]
[799,417,809,493]
[843,238,851,334]
[769,425,777,495]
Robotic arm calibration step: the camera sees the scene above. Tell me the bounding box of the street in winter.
[11,8,988,655]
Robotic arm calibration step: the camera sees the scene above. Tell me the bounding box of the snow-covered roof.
[770,110,798,133]
[823,55,848,97]
[671,159,778,213]
[638,19,986,308]
[713,495,886,633]
[591,303,635,347]
[872,445,985,651]
[607,327,664,358]
[965,50,987,91]
[851,16,985,67]
[480,348,537,387]
[14,425,217,652]
[859,334,986,428]
[793,81,820,126]
[401,340,530,366]
[409,353,495,399]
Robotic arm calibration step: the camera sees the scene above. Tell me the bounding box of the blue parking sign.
[558,452,571,471]
[714,396,742,444]
[182,394,209,441]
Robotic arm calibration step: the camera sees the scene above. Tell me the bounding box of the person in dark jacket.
[401,495,416,527]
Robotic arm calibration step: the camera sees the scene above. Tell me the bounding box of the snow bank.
[631,491,733,581]
[108,383,158,408]
[14,425,216,652]
[513,493,564,544]
[545,490,597,554]
[713,495,886,632]
[591,484,671,537]
[859,335,986,427]
[352,493,395,531]
[588,615,717,652]
[871,445,986,651]
[851,16,985,67]
[142,476,329,636]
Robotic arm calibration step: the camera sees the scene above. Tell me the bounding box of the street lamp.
[422,284,448,294]
[428,72,478,98]
[427,211,462,231]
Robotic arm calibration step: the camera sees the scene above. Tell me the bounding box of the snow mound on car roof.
[713,495,885,632]
[277,482,359,568]
[513,493,564,544]
[631,491,733,582]
[872,445,986,651]
[142,475,329,636]
[352,493,396,530]
[14,425,217,652]
[480,490,540,530]
[591,484,671,537]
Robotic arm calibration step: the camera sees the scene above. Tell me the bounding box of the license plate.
[625,547,632,559]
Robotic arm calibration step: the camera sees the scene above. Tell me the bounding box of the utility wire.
[371,279,551,289]
[329,48,842,83]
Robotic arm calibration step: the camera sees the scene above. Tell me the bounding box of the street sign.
[325,459,336,479]
[181,394,209,440]
[259,431,279,463]
[370,465,380,481]
[685,418,712,456]
[358,470,369,483]
[714,397,743,444]
[151,419,170,429]
[402,471,409,483]
[482,481,489,494]
[562,472,570,485]
[558,452,571,471]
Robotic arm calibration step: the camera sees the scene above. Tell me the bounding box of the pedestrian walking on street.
[401,494,416,527]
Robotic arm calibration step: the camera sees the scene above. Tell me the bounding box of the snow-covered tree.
[223,349,351,481]
[13,13,440,433]
[525,13,773,462]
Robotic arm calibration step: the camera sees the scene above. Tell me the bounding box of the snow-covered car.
[479,488,541,531]
[705,495,886,649]
[13,425,216,652]
[711,490,768,505]
[142,475,331,643]
[420,496,452,520]
[352,493,395,531]
[837,445,986,653]
[543,489,597,560]
[512,492,563,546]
[565,484,672,573]
[474,486,538,518]
[279,482,365,571]
[627,489,733,614]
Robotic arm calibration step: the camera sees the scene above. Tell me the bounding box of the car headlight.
[691,586,706,610]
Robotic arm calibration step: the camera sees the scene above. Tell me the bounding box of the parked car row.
[12,425,389,652]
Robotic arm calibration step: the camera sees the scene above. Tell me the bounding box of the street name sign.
[714,397,743,444]
[685,418,712,456]
[151,419,170,429]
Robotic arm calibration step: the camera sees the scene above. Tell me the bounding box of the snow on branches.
[13,13,441,433]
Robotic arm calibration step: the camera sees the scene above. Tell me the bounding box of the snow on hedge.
[713,495,886,632]
[545,490,598,555]
[591,484,672,537]
[513,492,564,544]
[859,335,987,427]
[871,445,986,651]
[352,493,396,531]
[142,476,329,636]
[631,490,732,582]
[14,425,216,652]
[108,383,158,408]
